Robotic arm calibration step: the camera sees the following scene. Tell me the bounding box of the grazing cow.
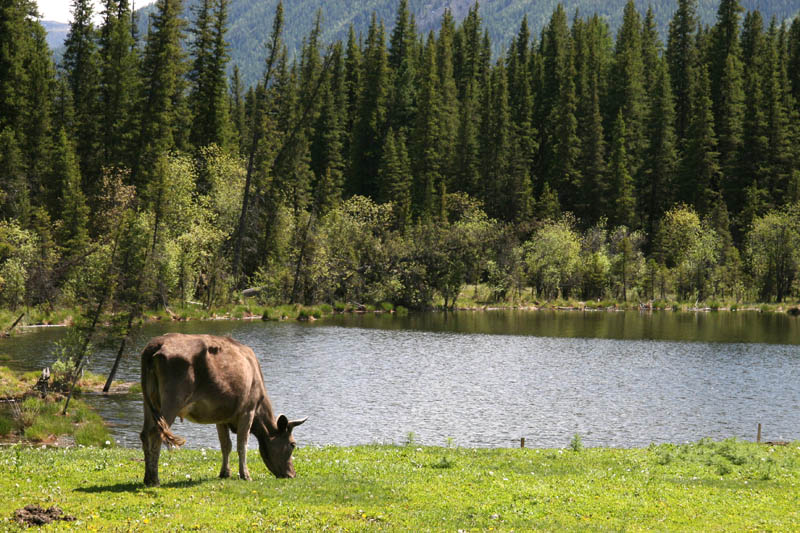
[139,333,306,487]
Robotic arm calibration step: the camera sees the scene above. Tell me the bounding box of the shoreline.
[5,300,798,331]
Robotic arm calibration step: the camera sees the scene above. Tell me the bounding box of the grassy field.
[0,439,798,531]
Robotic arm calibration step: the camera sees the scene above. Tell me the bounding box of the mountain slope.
[41,20,69,51]
[132,0,800,87]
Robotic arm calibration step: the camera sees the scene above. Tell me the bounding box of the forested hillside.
[2,0,800,323]
[136,0,800,86]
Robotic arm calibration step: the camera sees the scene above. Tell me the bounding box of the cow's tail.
[141,345,186,448]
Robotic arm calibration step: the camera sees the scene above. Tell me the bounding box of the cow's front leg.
[236,411,256,480]
[216,424,232,478]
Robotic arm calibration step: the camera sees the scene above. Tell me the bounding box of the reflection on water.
[1,311,799,449]
[325,308,800,344]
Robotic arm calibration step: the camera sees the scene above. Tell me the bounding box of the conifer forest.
[2,0,800,318]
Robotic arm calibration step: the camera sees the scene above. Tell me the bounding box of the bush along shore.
[0,366,118,447]
[1,440,799,530]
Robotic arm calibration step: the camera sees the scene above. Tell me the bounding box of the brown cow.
[139,333,306,487]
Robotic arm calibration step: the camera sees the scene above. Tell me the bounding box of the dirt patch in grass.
[13,505,75,527]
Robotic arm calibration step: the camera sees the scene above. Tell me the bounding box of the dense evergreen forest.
[2,0,800,320]
[132,0,800,87]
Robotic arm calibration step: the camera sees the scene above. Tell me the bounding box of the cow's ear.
[277,414,289,432]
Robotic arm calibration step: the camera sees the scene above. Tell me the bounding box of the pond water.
[2,310,799,449]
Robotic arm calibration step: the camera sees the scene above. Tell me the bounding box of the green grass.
[0,439,798,531]
[7,396,112,446]
[0,367,113,446]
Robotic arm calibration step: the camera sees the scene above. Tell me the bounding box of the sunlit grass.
[0,439,798,531]
[0,367,113,446]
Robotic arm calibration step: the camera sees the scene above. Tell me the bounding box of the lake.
[2,310,799,449]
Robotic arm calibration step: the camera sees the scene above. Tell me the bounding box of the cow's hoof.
[219,469,231,479]
[239,472,251,481]
[144,478,160,487]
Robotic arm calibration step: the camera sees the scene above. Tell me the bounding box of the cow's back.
[142,333,267,424]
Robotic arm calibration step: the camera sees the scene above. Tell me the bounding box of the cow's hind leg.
[144,396,182,486]
[141,411,162,487]
[236,411,256,480]
[216,424,232,478]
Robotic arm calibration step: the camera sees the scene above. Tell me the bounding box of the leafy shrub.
[0,414,14,436]
[50,326,91,390]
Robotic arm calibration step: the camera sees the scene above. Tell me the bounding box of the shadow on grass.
[75,478,208,493]
[664,477,775,490]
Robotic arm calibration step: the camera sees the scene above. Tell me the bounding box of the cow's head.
[259,414,307,478]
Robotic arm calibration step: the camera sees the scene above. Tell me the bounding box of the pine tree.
[534,4,582,210]
[788,17,800,110]
[378,128,412,228]
[609,112,636,228]
[678,62,720,214]
[574,14,610,224]
[27,207,59,306]
[535,181,561,221]
[188,0,231,150]
[709,0,744,118]
[610,0,646,178]
[737,10,769,230]
[51,76,76,139]
[299,9,323,113]
[543,6,581,213]
[777,23,800,208]
[233,0,284,284]
[641,6,661,97]
[0,127,29,222]
[98,0,139,170]
[63,0,101,193]
[229,65,246,154]
[453,78,481,198]
[22,21,54,207]
[54,129,90,258]
[480,59,511,220]
[343,25,361,182]
[761,19,794,205]
[506,16,536,221]
[579,69,607,224]
[136,0,189,192]
[350,14,389,199]
[412,33,443,220]
[667,0,698,143]
[388,0,416,136]
[453,2,482,100]
[640,59,677,241]
[0,0,35,136]
[310,45,345,214]
[436,9,458,193]
[271,54,312,216]
[709,0,744,208]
